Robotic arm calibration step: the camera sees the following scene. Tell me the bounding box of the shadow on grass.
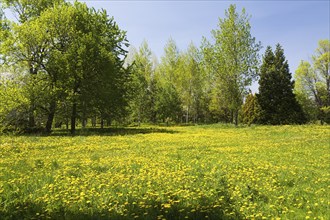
[12,127,179,137]
[0,174,243,220]
[1,197,242,220]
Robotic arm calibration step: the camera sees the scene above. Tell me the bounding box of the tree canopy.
[0,3,325,133]
[1,1,129,133]
[294,39,330,123]
[202,4,261,125]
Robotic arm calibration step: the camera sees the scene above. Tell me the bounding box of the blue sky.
[4,0,329,90]
[82,0,329,75]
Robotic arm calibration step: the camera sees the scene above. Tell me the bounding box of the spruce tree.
[257,46,276,124]
[257,44,306,124]
[242,93,261,125]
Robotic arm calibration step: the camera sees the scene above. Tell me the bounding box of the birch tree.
[203,4,261,125]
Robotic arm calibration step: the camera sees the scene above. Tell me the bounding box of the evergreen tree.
[257,44,306,124]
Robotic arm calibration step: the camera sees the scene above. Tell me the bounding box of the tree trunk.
[327,78,330,106]
[82,119,87,128]
[28,103,35,129]
[45,100,56,133]
[100,116,104,129]
[186,106,189,124]
[71,102,77,135]
[92,116,96,127]
[138,109,141,127]
[234,109,239,126]
[28,62,36,129]
[66,118,69,130]
[150,92,157,123]
[81,102,87,128]
[230,110,234,124]
[153,111,157,124]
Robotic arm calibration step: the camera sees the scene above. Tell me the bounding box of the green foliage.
[1,1,129,133]
[202,4,261,125]
[294,39,330,123]
[2,2,325,131]
[128,41,158,125]
[2,0,65,23]
[0,7,11,64]
[176,43,206,123]
[294,92,319,122]
[320,106,330,124]
[0,68,29,132]
[257,44,306,124]
[156,84,182,123]
[0,66,56,132]
[156,38,182,123]
[241,93,260,125]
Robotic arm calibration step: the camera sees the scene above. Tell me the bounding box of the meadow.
[0,124,329,220]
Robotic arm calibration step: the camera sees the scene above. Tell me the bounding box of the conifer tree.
[242,93,260,125]
[257,44,306,124]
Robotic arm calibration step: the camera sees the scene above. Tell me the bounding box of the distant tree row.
[125,5,329,126]
[0,2,329,134]
[126,5,261,126]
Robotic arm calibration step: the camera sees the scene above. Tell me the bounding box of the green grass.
[0,124,329,219]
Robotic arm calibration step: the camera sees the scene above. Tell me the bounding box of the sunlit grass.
[0,124,329,219]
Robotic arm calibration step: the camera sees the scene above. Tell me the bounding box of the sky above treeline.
[4,1,329,90]
[81,0,329,75]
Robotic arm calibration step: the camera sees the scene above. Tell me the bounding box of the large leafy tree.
[203,4,261,125]
[1,0,64,129]
[46,2,129,134]
[2,0,64,23]
[1,1,129,133]
[257,45,306,124]
[55,2,128,134]
[294,39,330,123]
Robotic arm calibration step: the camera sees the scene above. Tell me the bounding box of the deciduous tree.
[128,40,158,125]
[156,38,182,123]
[1,1,129,133]
[294,39,330,123]
[202,4,261,125]
[176,42,204,123]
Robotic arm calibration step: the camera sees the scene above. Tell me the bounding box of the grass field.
[0,124,329,219]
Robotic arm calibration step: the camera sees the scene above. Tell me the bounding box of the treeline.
[0,1,329,134]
